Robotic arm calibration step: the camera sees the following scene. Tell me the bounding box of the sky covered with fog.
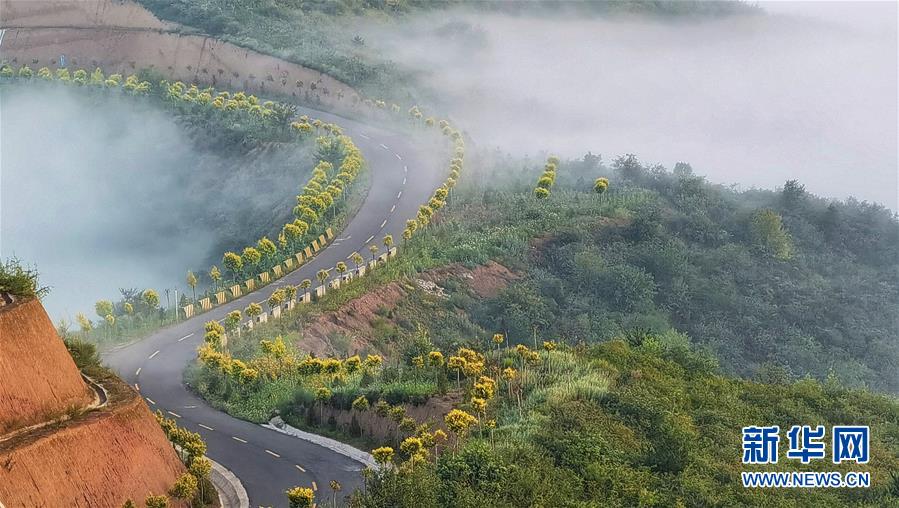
[366,1,897,209]
[1,86,308,319]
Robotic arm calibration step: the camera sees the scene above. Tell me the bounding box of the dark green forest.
[365,153,898,393]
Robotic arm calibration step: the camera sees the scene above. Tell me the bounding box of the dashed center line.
[232,436,247,443]
[380,219,387,228]
[395,153,402,160]
[295,464,306,473]
[135,368,141,377]
[178,333,194,342]
[148,350,160,359]
[167,411,182,418]
[390,204,396,212]
[134,383,140,391]
[365,235,374,243]
[265,449,281,458]
[146,397,156,405]
[198,424,215,431]
[379,143,389,150]
[403,176,407,185]
[312,481,318,491]
[359,133,370,139]
[403,165,408,173]
[397,191,402,199]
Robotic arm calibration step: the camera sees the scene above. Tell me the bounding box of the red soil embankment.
[0,296,186,506]
[0,380,187,507]
[0,298,94,435]
[300,261,520,355]
[0,0,171,30]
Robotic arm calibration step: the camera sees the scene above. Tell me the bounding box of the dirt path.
[0,0,362,111]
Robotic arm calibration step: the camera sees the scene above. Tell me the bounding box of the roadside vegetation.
[185,149,898,505]
[348,335,899,507]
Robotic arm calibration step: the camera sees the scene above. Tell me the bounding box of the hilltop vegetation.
[350,337,899,507]
[0,258,48,299]
[186,150,899,506]
[312,152,897,392]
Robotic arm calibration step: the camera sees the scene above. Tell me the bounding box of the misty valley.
[2,85,319,318]
[0,1,896,507]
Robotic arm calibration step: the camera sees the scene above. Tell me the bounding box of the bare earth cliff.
[0,297,186,507]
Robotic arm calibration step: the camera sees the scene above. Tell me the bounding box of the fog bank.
[1,86,308,319]
[368,1,897,208]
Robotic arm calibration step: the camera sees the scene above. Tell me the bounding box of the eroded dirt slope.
[0,298,94,435]
[300,261,520,355]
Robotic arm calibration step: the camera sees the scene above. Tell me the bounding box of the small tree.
[335,261,348,279]
[144,494,168,508]
[371,446,394,466]
[223,252,243,279]
[444,409,477,453]
[169,473,198,502]
[286,486,314,508]
[351,251,364,270]
[189,457,212,502]
[186,271,198,301]
[284,284,298,303]
[268,289,285,315]
[225,310,242,334]
[315,387,332,424]
[329,480,342,506]
[95,300,114,320]
[492,333,504,351]
[209,265,222,289]
[143,289,160,311]
[242,247,262,273]
[316,269,330,288]
[300,279,312,299]
[351,395,369,436]
[368,244,379,261]
[246,302,263,319]
[447,355,466,388]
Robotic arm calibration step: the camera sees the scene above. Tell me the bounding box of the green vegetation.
[154,411,217,508]
[349,336,899,507]
[188,327,447,424]
[191,149,897,505]
[341,154,898,393]
[0,257,49,299]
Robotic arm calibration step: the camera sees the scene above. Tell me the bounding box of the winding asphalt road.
[104,108,446,507]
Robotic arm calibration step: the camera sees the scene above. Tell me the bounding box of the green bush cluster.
[350,336,899,507]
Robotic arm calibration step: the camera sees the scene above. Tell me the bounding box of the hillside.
[0,292,187,507]
[186,152,899,505]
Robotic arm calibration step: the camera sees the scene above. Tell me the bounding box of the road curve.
[104,107,446,507]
